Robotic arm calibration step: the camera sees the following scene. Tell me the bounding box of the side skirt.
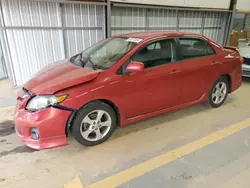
[121,94,207,127]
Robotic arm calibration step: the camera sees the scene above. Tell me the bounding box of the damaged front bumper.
[14,107,72,150]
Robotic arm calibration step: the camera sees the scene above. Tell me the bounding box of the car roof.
[118,31,205,40]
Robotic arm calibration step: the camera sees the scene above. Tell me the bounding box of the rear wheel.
[71,101,117,146]
[208,77,229,108]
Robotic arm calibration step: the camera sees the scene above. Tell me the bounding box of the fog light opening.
[31,128,40,140]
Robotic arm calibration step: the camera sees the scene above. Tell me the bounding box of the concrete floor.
[0,78,250,188]
[0,79,18,108]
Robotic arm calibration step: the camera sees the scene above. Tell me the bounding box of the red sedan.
[14,32,243,150]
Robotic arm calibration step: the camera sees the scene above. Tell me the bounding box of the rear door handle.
[211,61,221,65]
[170,69,181,74]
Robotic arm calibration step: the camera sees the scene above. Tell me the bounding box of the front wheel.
[208,77,229,108]
[71,101,117,146]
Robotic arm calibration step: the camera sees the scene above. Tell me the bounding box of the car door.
[119,38,183,118]
[177,37,219,103]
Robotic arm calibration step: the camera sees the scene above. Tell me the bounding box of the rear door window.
[179,38,216,60]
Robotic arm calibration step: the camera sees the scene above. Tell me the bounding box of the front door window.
[131,39,177,69]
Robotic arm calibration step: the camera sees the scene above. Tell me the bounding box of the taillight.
[240,57,244,64]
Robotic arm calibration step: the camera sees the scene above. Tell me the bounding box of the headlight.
[26,94,68,112]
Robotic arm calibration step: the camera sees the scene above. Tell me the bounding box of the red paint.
[24,59,100,94]
[14,32,242,149]
[15,107,70,150]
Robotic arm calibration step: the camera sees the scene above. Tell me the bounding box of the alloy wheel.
[80,110,112,141]
[211,82,227,104]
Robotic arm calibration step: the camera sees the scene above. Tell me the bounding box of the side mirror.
[126,61,144,74]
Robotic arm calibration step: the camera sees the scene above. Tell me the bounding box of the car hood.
[24,59,100,94]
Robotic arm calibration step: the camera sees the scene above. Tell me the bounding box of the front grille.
[243,57,250,65]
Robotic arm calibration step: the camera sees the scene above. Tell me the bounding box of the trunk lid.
[223,46,239,53]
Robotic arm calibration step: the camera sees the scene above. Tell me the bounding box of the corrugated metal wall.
[63,4,105,56]
[203,12,226,43]
[1,0,64,85]
[147,9,177,31]
[178,10,203,34]
[233,13,246,30]
[111,7,227,44]
[0,0,105,86]
[0,41,7,79]
[245,14,250,31]
[111,7,147,35]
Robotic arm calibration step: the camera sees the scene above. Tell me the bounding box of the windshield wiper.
[88,57,97,70]
[80,54,97,70]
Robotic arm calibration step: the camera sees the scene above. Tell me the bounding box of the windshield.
[70,37,141,70]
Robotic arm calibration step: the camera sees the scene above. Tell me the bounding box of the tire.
[208,77,229,108]
[71,101,117,146]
